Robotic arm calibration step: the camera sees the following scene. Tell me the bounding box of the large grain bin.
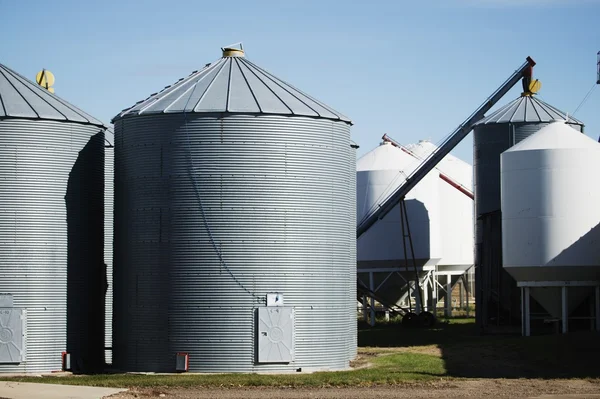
[405,140,474,313]
[357,139,473,311]
[473,94,584,329]
[501,122,600,334]
[112,47,355,372]
[0,64,106,373]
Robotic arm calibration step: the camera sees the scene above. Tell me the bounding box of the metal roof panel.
[195,59,231,112]
[0,63,106,128]
[0,69,37,118]
[167,62,225,113]
[237,60,291,115]
[228,58,260,113]
[476,96,583,126]
[113,51,351,124]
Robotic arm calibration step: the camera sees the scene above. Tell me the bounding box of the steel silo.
[357,139,474,313]
[0,64,106,373]
[112,47,355,372]
[473,94,584,330]
[501,122,600,330]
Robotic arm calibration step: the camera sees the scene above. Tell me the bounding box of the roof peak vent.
[222,42,245,58]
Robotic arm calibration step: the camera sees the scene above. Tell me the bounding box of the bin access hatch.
[257,307,294,363]
[0,308,24,364]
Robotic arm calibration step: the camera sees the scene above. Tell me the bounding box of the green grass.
[0,352,446,388]
[2,318,600,388]
[360,317,600,379]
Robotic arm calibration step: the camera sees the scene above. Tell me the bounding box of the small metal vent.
[0,308,24,364]
[257,307,294,364]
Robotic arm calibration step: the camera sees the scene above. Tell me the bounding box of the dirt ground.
[108,379,600,399]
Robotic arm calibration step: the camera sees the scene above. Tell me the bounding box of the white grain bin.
[501,121,600,329]
[357,141,441,306]
[404,140,474,271]
[474,96,584,329]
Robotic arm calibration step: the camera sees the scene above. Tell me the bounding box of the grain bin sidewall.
[0,118,105,373]
[113,113,355,372]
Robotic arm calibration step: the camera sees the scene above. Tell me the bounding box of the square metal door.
[0,308,24,364]
[257,307,294,363]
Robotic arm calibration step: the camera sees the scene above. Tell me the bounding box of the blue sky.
[1,0,598,162]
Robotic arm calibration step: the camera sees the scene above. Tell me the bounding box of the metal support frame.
[516,281,599,287]
[369,272,375,326]
[521,286,531,336]
[374,272,395,293]
[362,294,368,323]
[357,263,472,321]
[596,286,600,332]
[399,270,434,311]
[518,281,600,336]
[433,266,438,314]
[423,276,429,312]
[562,286,568,334]
[399,199,424,315]
[357,266,436,273]
[466,277,470,317]
[445,273,452,317]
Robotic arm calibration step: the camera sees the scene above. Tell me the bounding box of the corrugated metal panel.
[105,128,114,365]
[473,123,513,217]
[66,130,105,374]
[0,119,105,373]
[113,56,351,124]
[0,64,105,127]
[113,114,356,372]
[348,144,357,362]
[475,95,584,126]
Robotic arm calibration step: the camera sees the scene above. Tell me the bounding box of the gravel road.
[108,379,600,398]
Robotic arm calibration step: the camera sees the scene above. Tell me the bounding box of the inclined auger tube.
[357,57,536,239]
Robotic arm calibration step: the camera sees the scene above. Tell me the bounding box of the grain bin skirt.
[113,113,356,373]
[0,119,105,373]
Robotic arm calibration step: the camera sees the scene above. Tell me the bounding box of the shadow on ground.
[358,318,600,379]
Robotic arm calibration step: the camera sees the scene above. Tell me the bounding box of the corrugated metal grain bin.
[112,47,356,372]
[472,94,583,330]
[0,64,106,373]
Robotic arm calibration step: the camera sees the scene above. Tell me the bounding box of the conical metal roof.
[0,63,106,127]
[475,95,583,126]
[112,50,351,124]
[506,121,598,152]
[357,141,418,171]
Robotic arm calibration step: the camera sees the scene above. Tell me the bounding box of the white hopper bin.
[501,121,600,335]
